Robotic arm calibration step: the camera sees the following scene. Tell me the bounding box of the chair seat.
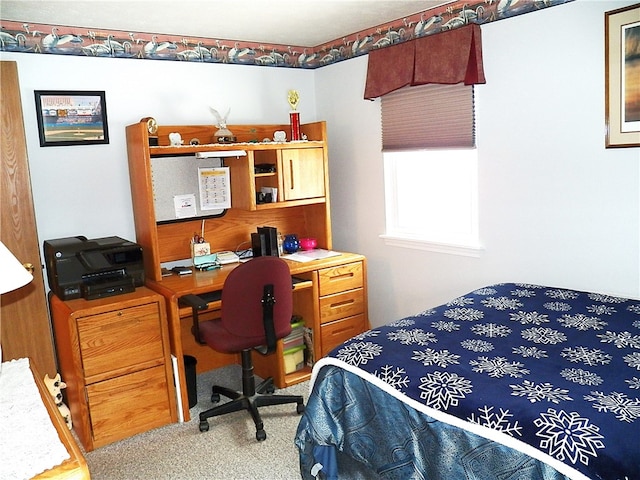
[198,318,269,353]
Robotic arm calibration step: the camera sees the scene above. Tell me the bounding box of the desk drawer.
[319,288,364,324]
[318,261,363,297]
[320,314,367,356]
[77,302,165,379]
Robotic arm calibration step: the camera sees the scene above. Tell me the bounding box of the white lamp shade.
[0,241,33,294]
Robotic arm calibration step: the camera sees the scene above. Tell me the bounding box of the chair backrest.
[221,256,293,344]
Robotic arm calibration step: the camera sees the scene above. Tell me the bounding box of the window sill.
[380,234,483,257]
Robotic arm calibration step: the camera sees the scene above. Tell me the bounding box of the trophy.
[287,90,301,141]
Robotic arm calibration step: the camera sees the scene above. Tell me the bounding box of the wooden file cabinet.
[317,261,367,356]
[49,287,177,451]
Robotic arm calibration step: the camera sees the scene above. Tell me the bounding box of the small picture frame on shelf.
[34,90,109,147]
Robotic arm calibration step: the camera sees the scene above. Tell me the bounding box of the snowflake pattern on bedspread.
[329,283,640,480]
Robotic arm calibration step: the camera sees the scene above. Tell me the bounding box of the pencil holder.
[191,242,211,258]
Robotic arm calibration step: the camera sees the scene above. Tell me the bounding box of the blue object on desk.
[283,234,300,254]
[193,253,218,269]
[197,263,221,271]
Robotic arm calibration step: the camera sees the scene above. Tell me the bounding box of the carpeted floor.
[83,365,309,479]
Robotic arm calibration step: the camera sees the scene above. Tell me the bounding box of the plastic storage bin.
[283,345,305,374]
[283,319,305,350]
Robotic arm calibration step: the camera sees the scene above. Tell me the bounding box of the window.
[380,84,482,256]
[381,148,481,256]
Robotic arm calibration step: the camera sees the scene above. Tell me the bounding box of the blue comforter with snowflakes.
[296,283,640,480]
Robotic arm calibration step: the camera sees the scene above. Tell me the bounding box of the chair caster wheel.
[297,403,305,414]
[256,429,267,441]
[265,385,275,394]
[199,421,210,432]
[211,393,220,403]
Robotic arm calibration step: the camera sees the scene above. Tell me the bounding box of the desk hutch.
[125,119,369,421]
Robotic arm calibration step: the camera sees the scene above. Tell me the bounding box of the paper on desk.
[286,249,341,262]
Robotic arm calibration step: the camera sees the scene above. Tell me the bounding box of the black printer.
[44,236,144,300]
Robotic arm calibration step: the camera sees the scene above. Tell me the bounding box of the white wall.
[3,0,639,330]
[1,51,316,244]
[316,0,640,327]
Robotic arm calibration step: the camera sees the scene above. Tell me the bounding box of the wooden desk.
[148,251,368,421]
[126,119,368,421]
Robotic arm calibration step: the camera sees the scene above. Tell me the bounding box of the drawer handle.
[289,159,295,190]
[330,299,355,309]
[329,272,354,281]
[331,325,354,335]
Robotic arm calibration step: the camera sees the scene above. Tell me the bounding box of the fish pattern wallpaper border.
[0,0,573,69]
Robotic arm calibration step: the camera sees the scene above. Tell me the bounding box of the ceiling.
[0,1,451,47]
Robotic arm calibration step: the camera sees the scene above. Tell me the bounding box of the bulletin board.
[151,155,230,224]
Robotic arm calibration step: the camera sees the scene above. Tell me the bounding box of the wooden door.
[1,60,57,375]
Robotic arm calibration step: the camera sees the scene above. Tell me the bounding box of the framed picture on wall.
[34,90,109,147]
[605,4,640,148]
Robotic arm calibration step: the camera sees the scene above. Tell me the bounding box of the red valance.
[364,24,485,100]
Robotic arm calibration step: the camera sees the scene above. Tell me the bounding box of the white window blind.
[381,83,475,151]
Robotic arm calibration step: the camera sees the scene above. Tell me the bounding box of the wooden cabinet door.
[279,148,325,201]
[1,61,57,375]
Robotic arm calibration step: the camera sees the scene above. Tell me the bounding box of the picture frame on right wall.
[605,3,640,148]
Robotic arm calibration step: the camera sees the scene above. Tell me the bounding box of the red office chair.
[193,256,305,441]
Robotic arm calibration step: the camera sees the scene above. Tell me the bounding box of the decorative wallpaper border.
[0,0,573,69]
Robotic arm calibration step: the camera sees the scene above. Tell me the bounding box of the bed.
[295,283,640,480]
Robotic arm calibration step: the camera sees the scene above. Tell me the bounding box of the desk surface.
[150,252,365,299]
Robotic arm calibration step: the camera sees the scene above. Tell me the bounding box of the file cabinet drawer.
[319,288,365,324]
[318,261,364,296]
[78,302,165,379]
[86,365,173,448]
[320,314,367,356]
